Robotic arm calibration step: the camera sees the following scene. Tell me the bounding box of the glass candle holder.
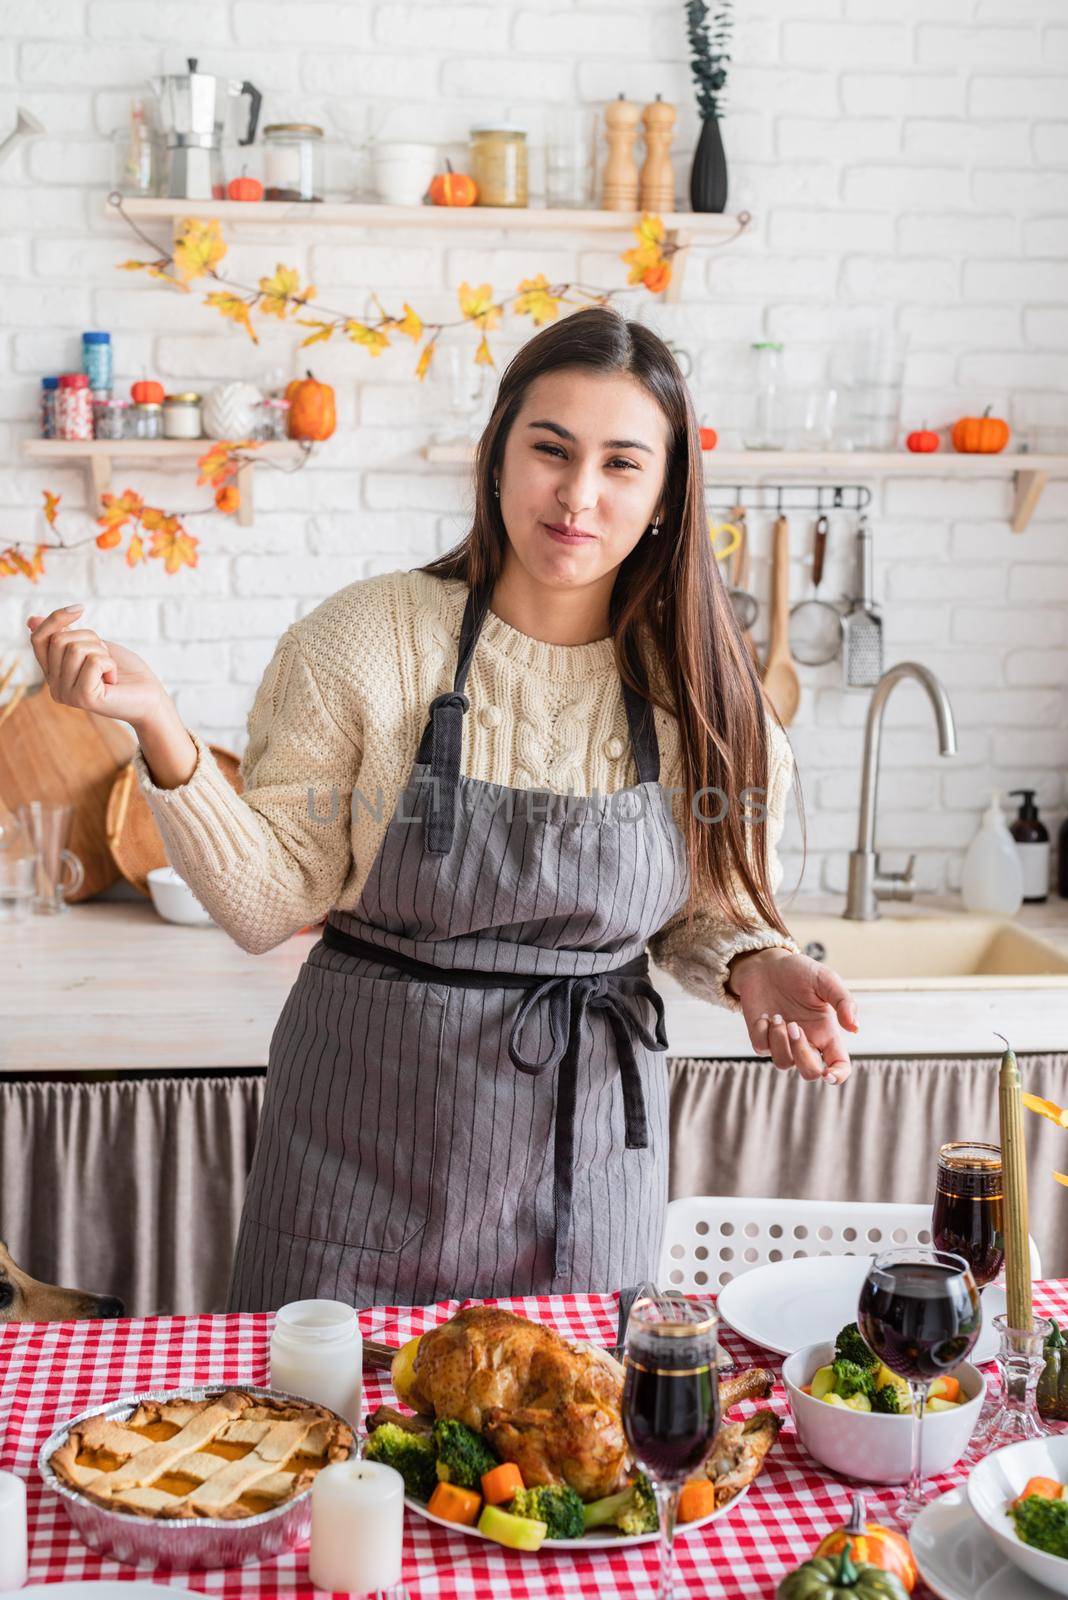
[971,1312,1053,1454]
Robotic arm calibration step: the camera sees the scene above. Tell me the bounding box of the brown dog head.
[0,1240,124,1323]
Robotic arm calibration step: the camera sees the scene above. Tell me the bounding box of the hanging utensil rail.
[705,483,873,515]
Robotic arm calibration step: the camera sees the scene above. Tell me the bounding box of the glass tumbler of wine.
[932,1140,1004,1440]
[858,1248,981,1527]
[621,1295,720,1600]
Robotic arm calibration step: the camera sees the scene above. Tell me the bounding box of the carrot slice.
[428,1481,482,1526]
[1011,1476,1063,1509]
[481,1462,524,1505]
[928,1375,961,1404]
[678,1479,717,1523]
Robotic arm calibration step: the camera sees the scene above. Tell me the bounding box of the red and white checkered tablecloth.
[4,1283,1068,1600]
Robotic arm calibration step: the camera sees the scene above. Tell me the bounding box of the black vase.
[689,115,728,214]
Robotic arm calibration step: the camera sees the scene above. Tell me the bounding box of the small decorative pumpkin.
[285,370,336,441]
[428,159,478,207]
[906,424,939,454]
[130,379,165,405]
[227,169,264,202]
[202,381,263,441]
[814,1496,917,1593]
[699,426,719,451]
[776,1544,911,1600]
[1037,1320,1068,1420]
[951,405,1010,454]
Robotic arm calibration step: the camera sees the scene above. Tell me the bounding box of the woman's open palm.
[731,947,858,1086]
[26,604,168,728]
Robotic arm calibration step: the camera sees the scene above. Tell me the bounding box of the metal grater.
[841,516,883,688]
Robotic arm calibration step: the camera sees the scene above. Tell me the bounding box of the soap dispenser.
[960,791,1024,915]
[1009,788,1050,903]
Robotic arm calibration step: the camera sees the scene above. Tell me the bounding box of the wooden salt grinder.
[640,95,676,213]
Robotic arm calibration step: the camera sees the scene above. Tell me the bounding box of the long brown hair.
[421,305,797,937]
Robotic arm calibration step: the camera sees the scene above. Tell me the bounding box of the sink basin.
[785,914,1068,989]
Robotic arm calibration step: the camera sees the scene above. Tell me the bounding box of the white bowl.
[968,1435,1068,1596]
[146,866,213,926]
[782,1340,984,1484]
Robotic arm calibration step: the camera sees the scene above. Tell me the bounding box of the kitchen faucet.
[844,662,958,921]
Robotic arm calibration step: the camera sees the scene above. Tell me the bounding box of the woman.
[27,307,857,1311]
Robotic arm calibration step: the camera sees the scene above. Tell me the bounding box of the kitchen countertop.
[3,893,1068,1075]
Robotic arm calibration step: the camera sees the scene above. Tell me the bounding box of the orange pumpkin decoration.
[227,170,263,202]
[814,1495,917,1593]
[699,426,718,451]
[215,484,240,514]
[428,159,478,207]
[130,379,165,405]
[951,405,1010,454]
[285,371,336,441]
[906,425,939,453]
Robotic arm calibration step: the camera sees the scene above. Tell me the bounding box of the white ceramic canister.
[369,141,438,205]
[269,1298,363,1426]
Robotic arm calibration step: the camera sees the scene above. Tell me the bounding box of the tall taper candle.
[0,1470,28,1590]
[997,1032,1034,1332]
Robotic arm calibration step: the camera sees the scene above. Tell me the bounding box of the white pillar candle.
[308,1459,404,1595]
[0,1470,28,1590]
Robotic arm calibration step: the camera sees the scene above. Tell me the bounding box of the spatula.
[761,514,801,725]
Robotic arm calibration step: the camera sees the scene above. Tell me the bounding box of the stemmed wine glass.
[858,1248,981,1527]
[621,1294,720,1600]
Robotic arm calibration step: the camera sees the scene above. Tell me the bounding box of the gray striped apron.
[227,583,690,1312]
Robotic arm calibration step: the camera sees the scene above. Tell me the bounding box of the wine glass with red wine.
[621,1295,720,1600]
[932,1141,1004,1287]
[858,1248,981,1526]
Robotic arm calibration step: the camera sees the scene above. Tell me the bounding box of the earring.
[493,478,500,499]
[650,515,660,537]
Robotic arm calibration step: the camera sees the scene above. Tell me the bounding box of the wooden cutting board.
[106,744,244,897]
[0,684,137,901]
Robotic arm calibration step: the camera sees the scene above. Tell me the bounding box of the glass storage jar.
[40,377,58,439]
[93,398,129,440]
[131,402,163,440]
[162,393,202,438]
[469,126,528,207]
[263,123,324,202]
[56,373,93,441]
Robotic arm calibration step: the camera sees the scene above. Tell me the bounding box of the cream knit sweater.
[133,567,799,1009]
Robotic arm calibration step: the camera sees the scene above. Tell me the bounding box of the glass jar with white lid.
[269,1299,363,1426]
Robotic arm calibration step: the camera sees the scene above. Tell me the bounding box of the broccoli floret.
[582,1471,658,1536]
[1012,1495,1068,1558]
[834,1322,879,1369]
[831,1358,877,1401]
[872,1382,906,1414]
[432,1418,498,1490]
[363,1422,437,1502]
[510,1484,586,1540]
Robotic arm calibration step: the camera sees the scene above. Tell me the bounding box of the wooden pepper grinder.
[601,94,641,211]
[639,95,676,212]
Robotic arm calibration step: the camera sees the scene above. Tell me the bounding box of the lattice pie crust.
[50,1388,354,1520]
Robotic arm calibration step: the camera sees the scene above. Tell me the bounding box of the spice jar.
[269,1299,363,1426]
[93,397,129,440]
[56,373,93,441]
[255,396,290,440]
[263,124,324,202]
[81,332,113,393]
[131,402,163,440]
[162,392,202,439]
[40,377,58,439]
[469,126,528,207]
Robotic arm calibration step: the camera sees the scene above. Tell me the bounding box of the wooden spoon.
[762,513,801,725]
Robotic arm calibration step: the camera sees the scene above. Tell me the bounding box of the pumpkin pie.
[49,1388,354,1520]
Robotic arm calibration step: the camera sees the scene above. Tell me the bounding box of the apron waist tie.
[321,923,669,1280]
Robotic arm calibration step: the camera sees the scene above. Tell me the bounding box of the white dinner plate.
[404,1476,752,1550]
[715,1256,1002,1364]
[911,1486,1051,1600]
[15,1587,205,1599]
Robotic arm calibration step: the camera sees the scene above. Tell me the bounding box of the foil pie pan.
[37,1383,356,1570]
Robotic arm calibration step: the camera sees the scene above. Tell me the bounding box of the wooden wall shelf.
[105,195,749,305]
[22,439,307,527]
[423,444,1068,532]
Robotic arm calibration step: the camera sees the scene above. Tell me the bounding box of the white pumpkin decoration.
[202,381,263,440]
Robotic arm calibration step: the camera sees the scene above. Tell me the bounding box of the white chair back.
[658,1194,1042,1291]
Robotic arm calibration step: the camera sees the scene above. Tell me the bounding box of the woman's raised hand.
[26,603,170,729]
[728,945,859,1086]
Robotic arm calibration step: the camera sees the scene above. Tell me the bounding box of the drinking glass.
[858,1248,981,1526]
[0,853,36,923]
[545,108,595,208]
[621,1294,720,1600]
[933,1142,1005,1289]
[16,802,84,914]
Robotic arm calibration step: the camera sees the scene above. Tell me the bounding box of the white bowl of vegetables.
[782,1322,984,1485]
[967,1436,1068,1596]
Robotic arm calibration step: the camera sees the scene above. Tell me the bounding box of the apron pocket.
[250,963,446,1254]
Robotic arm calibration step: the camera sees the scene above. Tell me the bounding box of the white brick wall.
[3,0,1068,900]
